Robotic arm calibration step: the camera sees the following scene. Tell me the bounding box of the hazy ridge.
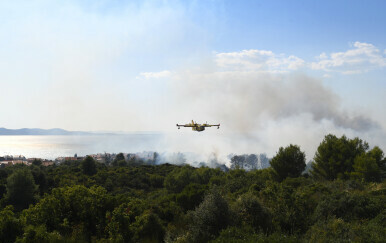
[0,127,92,136]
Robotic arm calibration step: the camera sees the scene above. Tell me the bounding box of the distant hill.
[0,128,93,135]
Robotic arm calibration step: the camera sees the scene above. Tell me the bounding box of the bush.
[164,166,195,193]
[131,210,165,242]
[304,218,358,243]
[22,185,113,239]
[188,189,230,242]
[212,226,299,243]
[233,193,271,232]
[176,183,208,211]
[313,192,382,222]
[105,199,146,242]
[15,225,62,243]
[0,206,23,243]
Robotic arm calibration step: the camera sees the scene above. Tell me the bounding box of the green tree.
[176,183,208,211]
[225,168,252,194]
[112,153,125,166]
[16,225,62,243]
[351,153,380,182]
[131,210,165,242]
[0,206,23,243]
[30,166,47,195]
[164,165,195,193]
[81,156,97,176]
[358,210,386,242]
[5,169,38,211]
[106,199,146,242]
[304,218,357,243]
[32,159,42,166]
[117,160,127,167]
[233,192,271,232]
[313,192,382,222]
[270,144,306,181]
[23,185,112,240]
[149,174,164,188]
[367,146,386,180]
[188,189,229,242]
[311,134,369,180]
[260,180,314,234]
[213,226,299,243]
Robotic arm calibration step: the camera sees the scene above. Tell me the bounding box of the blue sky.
[75,0,386,58]
[216,1,386,53]
[0,0,385,158]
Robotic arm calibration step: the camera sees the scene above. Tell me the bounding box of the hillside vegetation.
[0,134,385,242]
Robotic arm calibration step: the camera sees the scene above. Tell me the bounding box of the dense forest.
[0,134,385,242]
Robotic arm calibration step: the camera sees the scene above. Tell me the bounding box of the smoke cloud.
[171,70,378,132]
[157,62,383,163]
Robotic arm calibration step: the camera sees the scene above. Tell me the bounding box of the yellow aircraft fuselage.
[176,120,220,132]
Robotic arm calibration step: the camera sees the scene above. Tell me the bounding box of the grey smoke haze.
[158,67,384,163]
[172,71,378,132]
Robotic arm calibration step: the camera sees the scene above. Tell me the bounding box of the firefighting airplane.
[176,120,220,132]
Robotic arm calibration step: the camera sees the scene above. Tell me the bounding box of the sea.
[0,134,165,160]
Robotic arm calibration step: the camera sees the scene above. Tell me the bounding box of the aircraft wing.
[204,124,220,128]
[176,124,195,127]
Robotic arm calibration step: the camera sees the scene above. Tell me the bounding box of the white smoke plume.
[155,61,383,163]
